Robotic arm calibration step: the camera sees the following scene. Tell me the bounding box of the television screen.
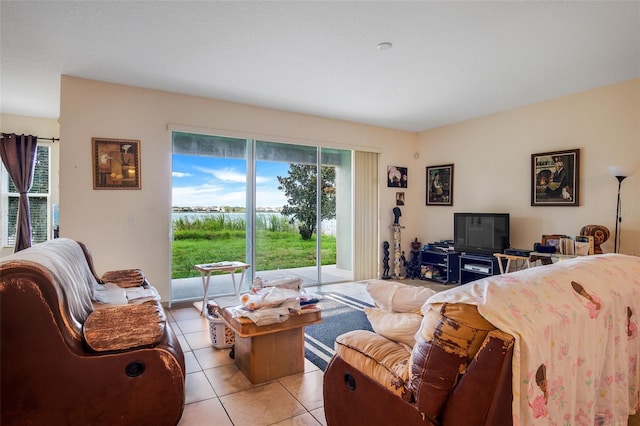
[453,213,510,255]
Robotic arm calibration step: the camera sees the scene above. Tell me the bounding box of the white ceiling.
[1,1,639,132]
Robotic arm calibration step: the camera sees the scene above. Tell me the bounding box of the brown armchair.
[323,304,514,425]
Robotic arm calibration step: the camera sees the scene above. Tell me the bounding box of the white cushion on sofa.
[366,279,436,313]
[364,307,423,347]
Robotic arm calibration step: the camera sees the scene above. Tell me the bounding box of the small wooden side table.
[493,253,531,274]
[494,252,579,274]
[216,305,322,384]
[194,262,250,315]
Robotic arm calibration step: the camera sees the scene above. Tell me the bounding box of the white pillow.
[366,279,436,313]
[364,308,423,347]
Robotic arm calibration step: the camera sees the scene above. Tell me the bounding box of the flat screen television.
[453,213,510,256]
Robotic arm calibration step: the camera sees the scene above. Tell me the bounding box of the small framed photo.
[387,165,408,188]
[92,138,141,189]
[541,234,564,252]
[531,149,579,206]
[395,192,405,206]
[426,164,453,206]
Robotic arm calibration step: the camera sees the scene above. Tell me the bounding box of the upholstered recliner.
[324,302,514,425]
[0,238,185,425]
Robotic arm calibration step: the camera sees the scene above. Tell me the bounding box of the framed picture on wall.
[531,149,579,206]
[426,164,453,206]
[92,138,141,190]
[387,165,408,188]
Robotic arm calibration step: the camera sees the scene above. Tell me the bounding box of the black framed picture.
[531,149,579,206]
[387,165,408,188]
[426,164,453,206]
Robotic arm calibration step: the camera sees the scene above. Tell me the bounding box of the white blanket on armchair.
[425,254,640,425]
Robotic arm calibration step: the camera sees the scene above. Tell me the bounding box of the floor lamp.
[608,166,635,253]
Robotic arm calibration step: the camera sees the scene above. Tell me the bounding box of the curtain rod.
[1,133,59,142]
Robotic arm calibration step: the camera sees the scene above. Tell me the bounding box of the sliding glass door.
[171,132,353,303]
[254,141,319,283]
[321,147,352,283]
[171,133,248,301]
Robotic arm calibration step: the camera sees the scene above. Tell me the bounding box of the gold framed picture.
[92,138,141,190]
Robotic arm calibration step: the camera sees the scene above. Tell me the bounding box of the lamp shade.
[608,165,636,178]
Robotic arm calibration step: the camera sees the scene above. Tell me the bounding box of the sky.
[171,154,290,208]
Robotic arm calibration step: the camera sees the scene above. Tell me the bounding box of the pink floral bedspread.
[425,254,640,425]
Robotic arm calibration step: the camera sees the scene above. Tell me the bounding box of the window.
[1,145,51,245]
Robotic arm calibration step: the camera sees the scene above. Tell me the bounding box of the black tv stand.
[459,253,500,284]
[421,250,460,284]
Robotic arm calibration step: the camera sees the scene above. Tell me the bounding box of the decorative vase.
[580,225,610,254]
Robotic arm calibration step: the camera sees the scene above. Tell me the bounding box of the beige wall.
[4,77,637,301]
[0,114,60,257]
[58,76,416,301]
[416,79,640,255]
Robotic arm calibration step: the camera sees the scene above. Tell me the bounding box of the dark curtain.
[0,133,38,252]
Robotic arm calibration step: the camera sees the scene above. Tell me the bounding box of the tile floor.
[168,281,391,426]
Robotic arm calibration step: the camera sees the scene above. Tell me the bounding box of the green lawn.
[172,231,337,279]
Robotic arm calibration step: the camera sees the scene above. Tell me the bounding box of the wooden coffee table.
[216,305,322,384]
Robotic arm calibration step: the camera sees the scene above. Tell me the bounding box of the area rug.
[304,292,374,371]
